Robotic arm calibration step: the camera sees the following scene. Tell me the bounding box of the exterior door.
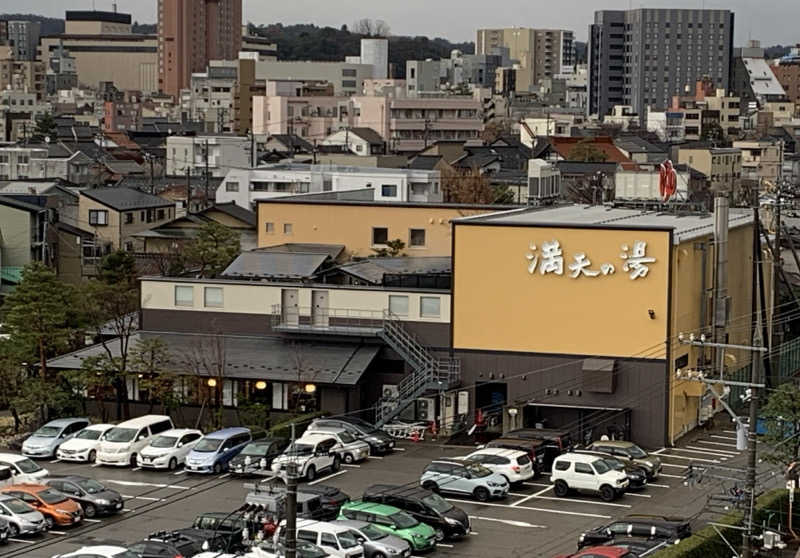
[311,290,329,327]
[281,289,299,326]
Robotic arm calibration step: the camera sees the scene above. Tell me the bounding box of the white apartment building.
[254,60,375,96]
[217,163,442,210]
[166,135,251,178]
[181,61,238,133]
[0,145,91,181]
[646,110,687,143]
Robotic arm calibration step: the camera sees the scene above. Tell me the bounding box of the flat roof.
[257,197,519,211]
[456,204,753,244]
[66,10,132,24]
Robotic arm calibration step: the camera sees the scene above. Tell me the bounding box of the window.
[409,228,426,247]
[554,461,570,471]
[420,297,440,318]
[157,209,165,220]
[88,209,108,226]
[320,533,338,548]
[381,184,398,197]
[283,223,293,235]
[389,295,409,317]
[342,80,357,88]
[204,287,223,308]
[265,222,275,234]
[372,227,388,245]
[575,462,594,475]
[225,181,239,192]
[297,530,317,544]
[342,68,357,77]
[175,285,194,307]
[124,212,133,224]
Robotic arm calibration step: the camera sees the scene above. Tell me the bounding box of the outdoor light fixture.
[255,381,267,390]
[207,378,217,387]
[305,383,317,393]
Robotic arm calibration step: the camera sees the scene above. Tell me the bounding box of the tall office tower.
[588,9,734,121]
[158,0,242,98]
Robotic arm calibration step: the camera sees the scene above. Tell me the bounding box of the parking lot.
[0,421,779,558]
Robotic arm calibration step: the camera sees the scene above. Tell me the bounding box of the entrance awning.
[525,402,625,412]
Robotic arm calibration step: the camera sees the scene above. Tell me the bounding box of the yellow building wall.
[452,224,671,358]
[257,203,497,257]
[79,195,120,249]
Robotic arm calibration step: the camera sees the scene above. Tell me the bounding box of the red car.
[554,546,638,558]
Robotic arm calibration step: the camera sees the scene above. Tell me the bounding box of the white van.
[96,415,174,467]
[0,453,49,482]
[275,519,365,558]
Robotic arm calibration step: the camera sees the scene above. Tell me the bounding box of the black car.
[0,517,8,545]
[298,484,350,520]
[192,513,249,551]
[130,529,221,558]
[230,439,288,477]
[573,450,648,490]
[362,484,470,540]
[578,515,692,549]
[502,429,573,473]
[44,476,124,518]
[310,417,395,454]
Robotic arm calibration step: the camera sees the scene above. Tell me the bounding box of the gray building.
[589,9,734,121]
[406,51,503,97]
[7,20,41,61]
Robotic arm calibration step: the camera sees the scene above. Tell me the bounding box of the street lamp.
[304,384,316,394]
[207,378,217,388]
[255,381,267,390]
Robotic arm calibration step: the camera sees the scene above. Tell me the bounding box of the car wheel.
[434,529,445,542]
[344,453,354,464]
[373,553,386,558]
[553,480,569,497]
[599,485,616,502]
[129,453,137,467]
[7,524,18,537]
[306,465,316,481]
[422,481,439,493]
[332,456,341,472]
[213,462,223,475]
[44,516,54,530]
[83,503,97,519]
[87,450,96,464]
[473,486,490,502]
[168,457,177,471]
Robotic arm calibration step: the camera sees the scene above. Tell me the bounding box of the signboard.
[525,240,657,280]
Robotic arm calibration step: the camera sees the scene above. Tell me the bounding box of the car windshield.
[338,530,361,549]
[2,498,33,514]
[603,458,624,470]
[627,445,648,459]
[37,488,68,504]
[194,438,223,452]
[466,463,492,478]
[286,443,314,456]
[75,429,102,440]
[32,426,61,438]
[422,493,454,513]
[359,523,387,540]
[16,458,42,474]
[75,478,106,494]
[339,432,356,444]
[345,418,378,433]
[240,443,267,456]
[104,427,137,443]
[150,435,178,448]
[593,459,611,474]
[391,512,419,529]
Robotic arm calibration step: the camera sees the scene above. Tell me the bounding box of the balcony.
[271,305,384,336]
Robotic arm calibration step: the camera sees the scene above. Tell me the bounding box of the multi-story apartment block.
[733,139,784,183]
[0,90,50,142]
[384,97,483,152]
[0,144,92,182]
[181,61,238,133]
[252,60,374,97]
[771,45,800,106]
[252,92,353,139]
[166,134,250,178]
[0,46,45,99]
[7,20,40,61]
[677,145,742,193]
[732,41,788,110]
[589,9,734,122]
[406,51,504,96]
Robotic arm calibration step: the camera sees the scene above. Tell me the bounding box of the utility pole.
[147,154,155,195]
[250,132,256,168]
[423,118,431,149]
[185,165,191,215]
[742,322,762,558]
[285,422,298,558]
[712,194,730,381]
[204,139,210,209]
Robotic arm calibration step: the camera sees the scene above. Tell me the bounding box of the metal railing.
[270,305,383,333]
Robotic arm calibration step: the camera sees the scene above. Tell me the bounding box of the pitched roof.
[267,134,314,153]
[81,187,173,211]
[549,137,635,166]
[255,243,345,260]
[349,127,385,146]
[0,195,45,213]
[204,202,257,227]
[104,159,145,175]
[333,257,452,284]
[408,155,443,170]
[221,251,330,280]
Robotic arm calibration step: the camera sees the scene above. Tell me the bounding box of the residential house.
[166,134,251,178]
[677,145,742,194]
[320,128,386,156]
[733,139,784,183]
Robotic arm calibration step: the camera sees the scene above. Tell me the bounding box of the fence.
[727,335,800,413]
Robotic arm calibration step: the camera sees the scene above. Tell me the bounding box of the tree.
[567,139,608,163]
[183,331,227,430]
[2,262,76,380]
[31,112,57,143]
[181,222,240,278]
[372,239,406,257]
[441,165,496,204]
[482,119,514,144]
[0,339,26,431]
[352,18,390,37]
[130,338,179,414]
[760,382,800,467]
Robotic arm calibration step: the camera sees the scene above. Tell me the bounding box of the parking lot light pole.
[286,422,298,558]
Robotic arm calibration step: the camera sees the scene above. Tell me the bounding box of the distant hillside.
[0,13,155,35]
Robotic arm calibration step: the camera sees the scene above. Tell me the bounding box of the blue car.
[184,427,252,474]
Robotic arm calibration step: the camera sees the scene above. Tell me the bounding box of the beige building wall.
[79,195,174,250]
[79,195,121,249]
[678,148,742,192]
[0,205,32,267]
[64,20,132,35]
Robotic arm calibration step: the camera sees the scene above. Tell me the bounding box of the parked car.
[96,415,174,467]
[276,519,365,558]
[129,529,221,558]
[230,439,288,477]
[335,519,412,558]
[550,453,629,502]
[0,453,48,482]
[420,458,509,502]
[483,437,548,477]
[303,427,370,464]
[573,450,648,490]
[460,448,534,485]
[553,545,639,558]
[137,428,203,470]
[361,484,469,540]
[56,424,114,463]
[240,540,330,558]
[271,436,341,482]
[300,484,350,521]
[43,476,124,518]
[578,515,691,549]
[1,484,82,529]
[309,417,395,455]
[504,428,574,472]
[0,517,7,544]
[338,501,436,553]
[0,493,46,536]
[185,427,252,474]
[585,440,662,480]
[22,418,90,459]
[191,512,249,552]
[52,546,140,558]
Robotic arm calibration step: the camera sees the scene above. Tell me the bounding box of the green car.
[338,501,437,551]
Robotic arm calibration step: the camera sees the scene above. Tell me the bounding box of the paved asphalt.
[0,420,782,558]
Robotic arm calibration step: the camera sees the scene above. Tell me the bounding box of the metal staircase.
[375,311,460,426]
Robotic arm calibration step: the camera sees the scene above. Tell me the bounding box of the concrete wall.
[0,204,32,267]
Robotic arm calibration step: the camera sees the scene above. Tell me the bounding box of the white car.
[56,424,115,463]
[0,453,48,482]
[460,448,535,484]
[275,519,365,558]
[302,429,370,464]
[53,546,139,558]
[270,436,340,482]
[550,452,629,502]
[136,428,203,470]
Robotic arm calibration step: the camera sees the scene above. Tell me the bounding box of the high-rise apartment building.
[7,20,41,61]
[588,9,734,121]
[158,0,242,98]
[476,27,574,92]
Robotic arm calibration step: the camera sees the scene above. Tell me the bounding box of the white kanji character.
[620,241,656,279]
[568,253,600,278]
[525,243,538,274]
[539,240,564,275]
[600,263,616,276]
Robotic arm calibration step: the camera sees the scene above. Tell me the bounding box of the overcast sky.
[6,0,799,44]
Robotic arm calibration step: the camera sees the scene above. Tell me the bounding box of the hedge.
[268,410,329,440]
[655,489,800,558]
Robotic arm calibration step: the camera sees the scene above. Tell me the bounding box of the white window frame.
[388,295,409,317]
[420,296,441,319]
[204,287,223,308]
[175,285,194,307]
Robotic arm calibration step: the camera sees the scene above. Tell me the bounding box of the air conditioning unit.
[417,397,436,422]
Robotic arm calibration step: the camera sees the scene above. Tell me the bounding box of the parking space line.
[122,508,134,512]
[394,448,406,451]
[470,532,480,535]
[469,515,546,529]
[683,446,738,457]
[91,463,102,467]
[711,435,737,441]
[660,473,684,479]
[625,492,651,498]
[49,530,67,535]
[50,459,60,463]
[219,473,231,479]
[173,470,186,475]
[437,543,454,548]
[368,456,383,460]
[723,430,737,434]
[84,518,102,523]
[648,483,672,488]
[696,440,739,449]
[343,464,361,468]
[652,448,667,454]
[8,538,33,544]
[522,482,552,488]
[446,498,612,519]
[309,470,346,485]
[103,480,190,490]
[528,494,632,508]
[511,486,552,507]
[661,463,687,469]
[659,454,718,463]
[131,467,141,471]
